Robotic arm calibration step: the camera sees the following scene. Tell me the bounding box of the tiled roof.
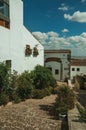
[71,59,86,66]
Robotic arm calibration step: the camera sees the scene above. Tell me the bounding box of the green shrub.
[16,71,34,100]
[55,86,76,116]
[32,88,51,99]
[5,70,19,101]
[76,75,84,89]
[12,93,21,104]
[0,62,10,92]
[9,70,19,89]
[0,92,9,106]
[51,86,59,94]
[77,103,86,122]
[30,65,57,90]
[32,89,45,99]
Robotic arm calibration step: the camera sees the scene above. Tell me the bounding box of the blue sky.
[24,0,86,56]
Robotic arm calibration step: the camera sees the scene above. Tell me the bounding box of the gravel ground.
[0,95,61,130]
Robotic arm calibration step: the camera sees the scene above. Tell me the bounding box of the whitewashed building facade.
[44,50,71,81]
[70,58,86,80]
[0,0,44,73]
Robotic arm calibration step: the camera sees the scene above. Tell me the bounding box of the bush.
[0,63,57,104]
[9,70,19,90]
[0,62,10,92]
[30,65,57,90]
[16,71,34,100]
[76,75,86,90]
[0,92,9,106]
[77,103,86,122]
[51,86,59,94]
[32,88,51,99]
[76,75,84,89]
[55,86,76,116]
[12,93,21,103]
[5,70,19,101]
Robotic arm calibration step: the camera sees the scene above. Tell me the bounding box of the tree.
[55,86,76,115]
[16,71,34,100]
[30,65,57,89]
[0,62,10,92]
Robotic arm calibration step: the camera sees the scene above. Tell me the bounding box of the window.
[72,68,75,71]
[55,69,59,75]
[4,3,9,17]
[0,0,9,18]
[77,68,80,71]
[0,1,4,14]
[0,0,10,28]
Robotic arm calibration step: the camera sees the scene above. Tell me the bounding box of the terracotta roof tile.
[71,59,86,66]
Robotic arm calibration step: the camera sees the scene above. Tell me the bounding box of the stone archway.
[45,57,62,80]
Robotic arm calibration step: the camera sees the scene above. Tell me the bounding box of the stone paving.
[0,95,61,130]
[68,106,86,130]
[68,90,86,130]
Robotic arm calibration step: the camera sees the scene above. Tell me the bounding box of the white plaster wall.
[70,66,86,79]
[44,52,70,80]
[45,52,68,59]
[0,0,44,73]
[46,61,61,80]
[61,59,70,80]
[0,27,10,61]
[21,26,44,72]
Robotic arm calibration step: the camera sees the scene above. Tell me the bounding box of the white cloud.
[47,31,59,37]
[58,3,69,11]
[62,28,69,33]
[32,31,86,56]
[58,6,68,11]
[81,32,86,38]
[81,0,86,3]
[32,32,48,44]
[64,11,86,23]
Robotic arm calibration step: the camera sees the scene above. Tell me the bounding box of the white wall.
[70,66,86,79]
[46,61,61,80]
[44,52,70,80]
[0,27,10,61]
[0,0,44,73]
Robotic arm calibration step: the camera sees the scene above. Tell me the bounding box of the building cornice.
[44,49,71,53]
[45,57,61,63]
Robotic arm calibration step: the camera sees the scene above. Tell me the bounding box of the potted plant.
[25,45,32,56]
[33,47,39,56]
